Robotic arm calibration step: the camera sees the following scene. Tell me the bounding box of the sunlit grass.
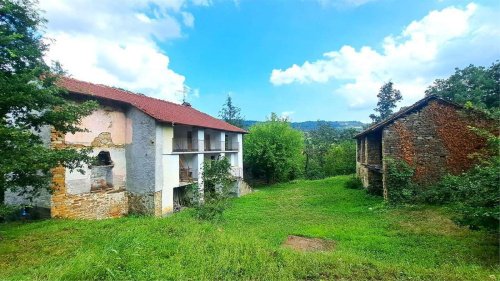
[0,175,498,280]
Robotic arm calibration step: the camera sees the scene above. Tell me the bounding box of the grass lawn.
[0,176,498,280]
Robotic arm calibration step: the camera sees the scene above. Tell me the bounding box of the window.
[91,151,114,191]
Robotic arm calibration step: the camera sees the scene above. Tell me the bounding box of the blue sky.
[41,0,500,122]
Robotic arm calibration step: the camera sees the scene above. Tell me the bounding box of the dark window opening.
[97,151,113,166]
[91,151,114,191]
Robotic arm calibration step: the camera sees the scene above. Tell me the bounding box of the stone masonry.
[356,97,494,200]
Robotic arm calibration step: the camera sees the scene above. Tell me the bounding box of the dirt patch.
[283,235,335,252]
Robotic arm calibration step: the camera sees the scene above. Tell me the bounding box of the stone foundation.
[128,191,162,216]
[50,166,128,219]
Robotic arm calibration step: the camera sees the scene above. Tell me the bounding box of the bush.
[422,132,499,231]
[323,140,356,176]
[385,158,418,204]
[427,157,499,231]
[0,204,21,222]
[304,159,326,180]
[190,158,233,221]
[244,113,304,183]
[344,176,363,189]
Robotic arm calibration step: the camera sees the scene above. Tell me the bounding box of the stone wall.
[128,191,162,216]
[382,100,491,194]
[51,166,128,219]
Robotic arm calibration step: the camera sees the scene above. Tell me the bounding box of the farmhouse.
[355,95,493,199]
[4,77,247,219]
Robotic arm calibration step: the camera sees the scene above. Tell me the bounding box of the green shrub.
[190,158,233,221]
[304,159,325,180]
[436,157,499,231]
[385,158,418,204]
[422,132,499,231]
[0,204,22,222]
[345,176,363,189]
[244,113,305,183]
[323,140,356,176]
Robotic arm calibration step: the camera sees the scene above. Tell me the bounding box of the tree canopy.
[244,113,304,183]
[0,0,96,199]
[369,81,402,123]
[304,121,359,179]
[219,95,244,128]
[425,62,500,113]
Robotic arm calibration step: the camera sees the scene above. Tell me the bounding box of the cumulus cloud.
[40,0,206,102]
[270,3,500,108]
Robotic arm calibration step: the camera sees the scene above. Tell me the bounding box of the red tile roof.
[58,77,247,133]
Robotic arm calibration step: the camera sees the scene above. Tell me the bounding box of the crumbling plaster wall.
[64,104,129,195]
[50,103,130,219]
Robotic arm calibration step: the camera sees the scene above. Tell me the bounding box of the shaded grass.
[0,176,498,280]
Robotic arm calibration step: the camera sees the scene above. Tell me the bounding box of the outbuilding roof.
[354,95,460,138]
[58,77,247,133]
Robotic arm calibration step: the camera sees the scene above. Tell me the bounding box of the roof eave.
[354,95,459,139]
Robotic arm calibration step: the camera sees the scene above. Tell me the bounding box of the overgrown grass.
[0,176,498,280]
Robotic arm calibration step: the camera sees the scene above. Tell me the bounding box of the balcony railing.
[225,142,239,151]
[173,138,200,152]
[204,141,223,151]
[173,139,240,153]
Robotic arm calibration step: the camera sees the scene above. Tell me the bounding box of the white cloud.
[270,3,500,108]
[281,111,295,118]
[317,0,376,8]
[182,12,195,27]
[40,0,207,102]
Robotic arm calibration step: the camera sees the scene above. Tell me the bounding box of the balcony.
[225,142,239,151]
[204,141,222,152]
[173,138,200,152]
[173,139,240,153]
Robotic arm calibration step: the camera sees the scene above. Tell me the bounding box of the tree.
[244,113,304,183]
[304,122,360,179]
[369,81,402,123]
[219,95,244,128]
[425,62,500,113]
[323,140,356,176]
[0,0,97,200]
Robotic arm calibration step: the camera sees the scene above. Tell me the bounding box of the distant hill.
[242,120,365,131]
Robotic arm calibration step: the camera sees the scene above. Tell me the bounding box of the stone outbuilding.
[4,77,247,219]
[355,95,493,199]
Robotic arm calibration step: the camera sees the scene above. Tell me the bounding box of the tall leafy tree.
[369,81,402,123]
[425,62,500,113]
[244,113,304,183]
[304,122,360,179]
[323,140,356,176]
[219,95,244,128]
[0,0,96,200]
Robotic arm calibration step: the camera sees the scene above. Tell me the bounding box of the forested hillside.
[242,120,365,131]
